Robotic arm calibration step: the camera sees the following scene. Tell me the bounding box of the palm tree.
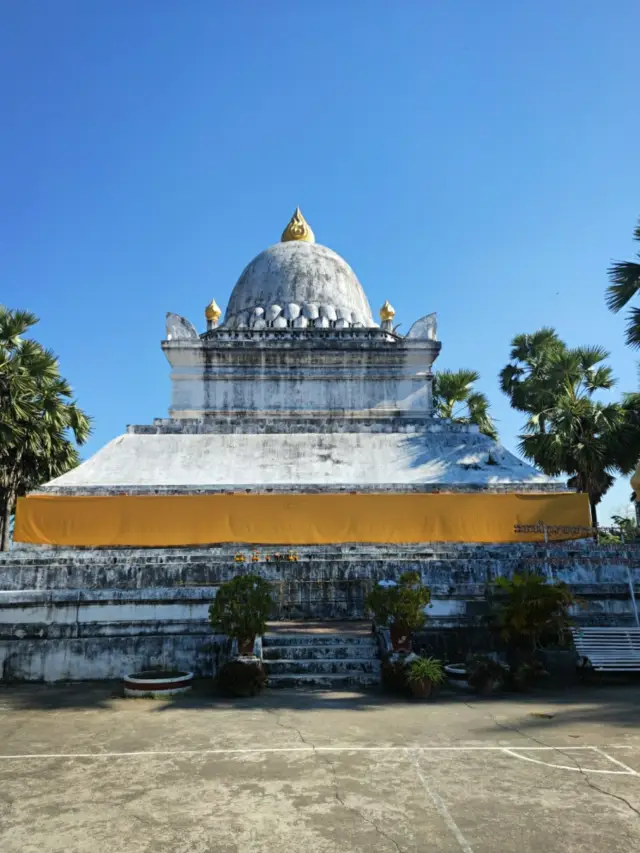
[501,328,640,526]
[606,217,640,348]
[432,369,498,440]
[0,306,91,550]
[519,396,627,526]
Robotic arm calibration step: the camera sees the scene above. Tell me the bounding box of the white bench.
[571,627,640,672]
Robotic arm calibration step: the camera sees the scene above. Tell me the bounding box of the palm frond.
[585,365,615,393]
[499,363,522,395]
[434,369,498,439]
[501,328,569,418]
[625,307,640,349]
[0,307,39,345]
[606,259,640,313]
[574,344,610,368]
[508,328,563,363]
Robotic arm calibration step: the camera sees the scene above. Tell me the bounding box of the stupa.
[15,208,585,548]
[0,209,594,682]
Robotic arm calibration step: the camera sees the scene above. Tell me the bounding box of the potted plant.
[511,659,548,691]
[366,571,432,651]
[491,572,575,689]
[216,658,268,697]
[381,653,411,693]
[466,654,507,696]
[406,655,444,699]
[536,629,579,682]
[209,573,272,655]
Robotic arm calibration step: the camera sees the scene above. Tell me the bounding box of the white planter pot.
[444,663,470,691]
[123,670,194,698]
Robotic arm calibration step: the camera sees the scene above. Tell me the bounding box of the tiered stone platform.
[1,543,638,682]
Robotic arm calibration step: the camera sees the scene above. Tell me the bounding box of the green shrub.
[209,574,272,644]
[466,655,506,692]
[511,659,548,691]
[492,573,574,654]
[366,571,432,631]
[406,656,444,685]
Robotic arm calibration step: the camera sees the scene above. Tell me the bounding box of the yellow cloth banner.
[14,492,591,547]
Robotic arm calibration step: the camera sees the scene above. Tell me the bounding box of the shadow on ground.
[471,682,640,735]
[2,678,640,729]
[0,680,394,712]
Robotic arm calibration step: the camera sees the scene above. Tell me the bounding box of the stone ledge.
[130,417,469,435]
[0,620,211,641]
[197,328,401,345]
[36,482,569,496]
[7,540,595,560]
[0,588,218,605]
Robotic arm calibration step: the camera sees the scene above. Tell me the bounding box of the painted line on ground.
[592,747,640,775]
[0,745,637,760]
[406,749,474,853]
[501,748,638,775]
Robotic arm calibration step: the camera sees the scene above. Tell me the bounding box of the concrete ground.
[0,681,639,852]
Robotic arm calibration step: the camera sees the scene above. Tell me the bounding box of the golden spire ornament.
[205,298,222,330]
[281,207,315,243]
[379,300,396,323]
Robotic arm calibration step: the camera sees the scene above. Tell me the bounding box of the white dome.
[223,241,376,330]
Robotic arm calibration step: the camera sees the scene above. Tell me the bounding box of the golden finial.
[281,207,315,243]
[205,299,222,330]
[379,300,396,323]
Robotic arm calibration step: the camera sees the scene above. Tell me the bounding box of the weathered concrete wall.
[163,331,440,419]
[0,581,229,681]
[0,636,226,683]
[4,541,637,590]
[0,542,638,681]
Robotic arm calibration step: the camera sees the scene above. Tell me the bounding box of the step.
[262,633,374,647]
[263,658,381,676]
[263,643,377,661]
[267,672,381,689]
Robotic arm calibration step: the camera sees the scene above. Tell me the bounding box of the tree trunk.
[0,492,11,552]
[590,497,599,541]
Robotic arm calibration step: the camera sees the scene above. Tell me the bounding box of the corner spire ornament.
[205,298,222,331]
[281,207,315,243]
[379,300,395,332]
[379,300,395,321]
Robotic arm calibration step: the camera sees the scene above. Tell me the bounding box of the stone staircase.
[262,630,381,689]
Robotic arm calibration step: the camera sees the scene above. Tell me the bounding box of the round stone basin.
[123,670,194,698]
[444,663,470,690]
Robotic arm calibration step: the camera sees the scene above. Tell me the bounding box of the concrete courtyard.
[0,681,639,852]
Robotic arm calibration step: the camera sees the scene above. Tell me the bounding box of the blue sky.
[2,1,639,521]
